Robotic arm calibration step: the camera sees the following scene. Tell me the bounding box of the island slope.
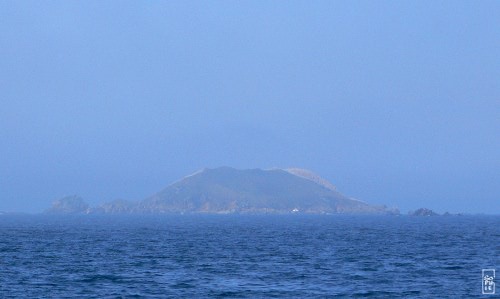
[136,167,395,214]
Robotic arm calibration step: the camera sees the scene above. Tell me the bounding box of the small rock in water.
[408,208,439,216]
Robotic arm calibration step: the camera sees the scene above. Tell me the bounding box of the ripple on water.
[0,215,498,298]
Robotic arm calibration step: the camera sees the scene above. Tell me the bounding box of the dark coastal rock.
[45,195,90,214]
[443,211,464,216]
[409,208,439,216]
[92,199,134,214]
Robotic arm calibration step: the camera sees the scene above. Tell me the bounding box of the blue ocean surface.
[0,215,498,298]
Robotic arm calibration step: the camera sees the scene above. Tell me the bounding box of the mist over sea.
[0,215,498,298]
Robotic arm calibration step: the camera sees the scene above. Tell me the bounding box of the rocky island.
[46,167,400,215]
[45,195,90,214]
[408,208,439,216]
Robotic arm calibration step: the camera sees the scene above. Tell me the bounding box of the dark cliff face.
[45,195,90,214]
[137,167,394,214]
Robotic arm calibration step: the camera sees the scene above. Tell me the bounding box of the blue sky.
[0,1,498,213]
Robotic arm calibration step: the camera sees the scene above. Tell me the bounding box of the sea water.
[0,215,498,298]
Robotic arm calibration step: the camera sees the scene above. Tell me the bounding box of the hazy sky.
[1,1,498,213]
